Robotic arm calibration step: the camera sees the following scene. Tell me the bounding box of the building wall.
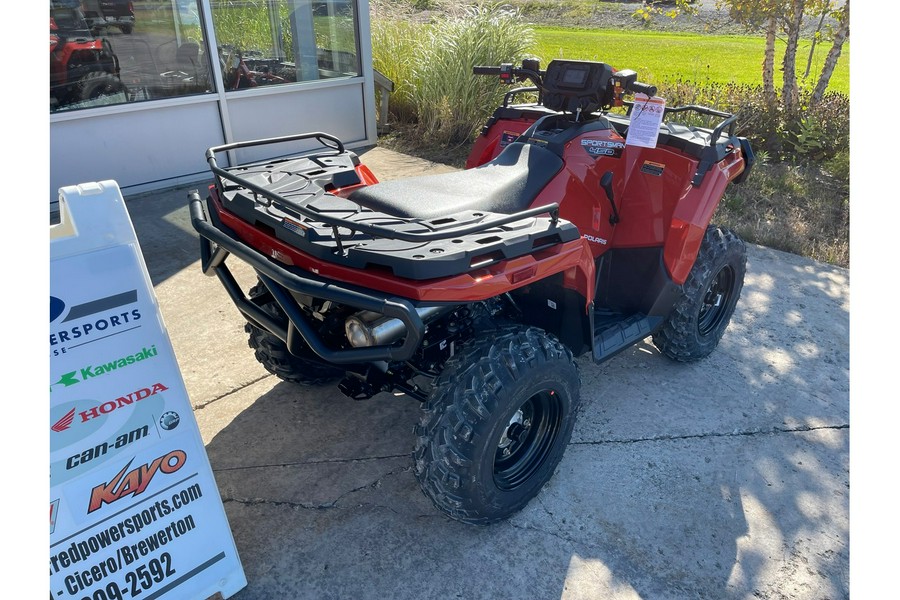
[49,0,375,202]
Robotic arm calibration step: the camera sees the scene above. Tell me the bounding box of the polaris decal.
[51,345,159,392]
[583,234,608,245]
[581,139,625,158]
[49,290,142,350]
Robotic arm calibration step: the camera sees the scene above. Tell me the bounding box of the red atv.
[189,58,754,525]
[50,1,126,110]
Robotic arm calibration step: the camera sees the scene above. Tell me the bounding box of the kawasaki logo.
[50,382,169,432]
[51,346,158,391]
[88,449,187,513]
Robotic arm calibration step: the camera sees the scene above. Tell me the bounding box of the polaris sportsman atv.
[189,58,754,525]
[50,1,126,110]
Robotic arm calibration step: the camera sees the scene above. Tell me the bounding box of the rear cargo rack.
[205,132,579,280]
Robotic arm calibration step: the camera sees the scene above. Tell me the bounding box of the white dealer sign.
[50,181,246,600]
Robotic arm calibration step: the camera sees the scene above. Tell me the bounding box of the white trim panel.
[50,101,224,199]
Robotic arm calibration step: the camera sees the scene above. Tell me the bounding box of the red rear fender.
[664,150,746,284]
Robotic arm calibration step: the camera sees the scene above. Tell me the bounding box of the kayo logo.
[50,382,169,433]
[88,449,187,513]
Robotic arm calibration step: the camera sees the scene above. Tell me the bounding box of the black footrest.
[593,312,662,363]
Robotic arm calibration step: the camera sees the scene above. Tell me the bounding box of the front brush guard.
[189,190,426,365]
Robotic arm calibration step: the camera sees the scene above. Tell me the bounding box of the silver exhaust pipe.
[345,305,455,348]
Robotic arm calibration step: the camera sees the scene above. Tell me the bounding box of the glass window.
[50,0,215,113]
[211,0,360,90]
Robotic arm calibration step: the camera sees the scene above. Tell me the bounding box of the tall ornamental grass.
[370,7,421,123]
[372,2,535,145]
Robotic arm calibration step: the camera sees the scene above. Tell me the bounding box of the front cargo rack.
[205,132,579,280]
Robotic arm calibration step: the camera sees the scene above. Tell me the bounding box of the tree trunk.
[803,5,830,78]
[781,0,805,115]
[811,0,850,105]
[763,14,777,108]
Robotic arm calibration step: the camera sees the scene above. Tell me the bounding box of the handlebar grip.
[473,66,502,75]
[631,81,658,97]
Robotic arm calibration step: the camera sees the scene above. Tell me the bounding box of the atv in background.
[50,1,127,110]
[189,57,753,525]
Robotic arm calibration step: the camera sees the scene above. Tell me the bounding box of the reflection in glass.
[212,0,360,90]
[50,0,214,113]
[50,1,361,113]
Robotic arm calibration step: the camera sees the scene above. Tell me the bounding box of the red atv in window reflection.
[220,46,290,89]
[50,1,127,110]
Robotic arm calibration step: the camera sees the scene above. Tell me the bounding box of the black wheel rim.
[698,264,736,336]
[493,389,563,491]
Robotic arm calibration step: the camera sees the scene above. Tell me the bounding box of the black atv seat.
[348,142,563,220]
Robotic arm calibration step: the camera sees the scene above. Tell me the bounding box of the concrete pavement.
[124,146,850,600]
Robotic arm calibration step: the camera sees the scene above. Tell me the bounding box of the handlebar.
[473,61,656,104]
[630,81,657,97]
[474,63,543,87]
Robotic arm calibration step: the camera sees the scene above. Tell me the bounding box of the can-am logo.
[88,449,187,513]
[50,290,142,348]
[50,382,169,432]
[51,345,158,391]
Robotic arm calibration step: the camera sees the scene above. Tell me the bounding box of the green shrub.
[784,91,850,161]
[824,150,850,184]
[653,78,849,167]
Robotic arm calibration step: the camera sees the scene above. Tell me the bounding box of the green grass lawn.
[531,27,850,95]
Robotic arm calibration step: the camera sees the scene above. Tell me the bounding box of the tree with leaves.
[637,0,849,111]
